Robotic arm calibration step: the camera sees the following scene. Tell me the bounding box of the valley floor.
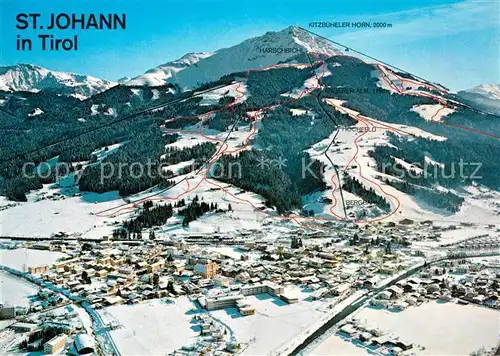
[310,301,500,356]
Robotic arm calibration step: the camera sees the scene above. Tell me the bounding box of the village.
[0,219,498,355]
[329,256,500,355]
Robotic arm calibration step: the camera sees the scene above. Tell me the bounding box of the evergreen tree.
[152,273,160,288]
[385,241,392,254]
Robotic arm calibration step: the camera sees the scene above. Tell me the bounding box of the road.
[290,250,500,355]
[0,264,121,356]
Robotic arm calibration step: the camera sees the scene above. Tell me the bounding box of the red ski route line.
[96,53,356,226]
[347,116,401,223]
[96,55,327,220]
[96,50,499,226]
[322,53,496,222]
[326,109,402,223]
[98,53,407,225]
[321,98,408,222]
[375,62,500,140]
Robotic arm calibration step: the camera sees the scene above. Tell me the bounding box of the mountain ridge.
[0,63,116,99]
[125,26,341,89]
[458,84,500,115]
[0,26,499,230]
[125,52,215,86]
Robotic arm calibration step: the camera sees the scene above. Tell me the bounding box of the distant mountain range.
[125,52,215,86]
[458,84,500,115]
[0,26,342,93]
[0,64,116,99]
[2,27,497,105]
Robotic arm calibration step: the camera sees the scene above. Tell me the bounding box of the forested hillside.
[0,51,498,219]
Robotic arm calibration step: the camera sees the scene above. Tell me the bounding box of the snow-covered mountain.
[463,84,500,100]
[3,25,500,236]
[0,64,116,99]
[125,52,215,86]
[117,76,131,84]
[126,26,341,89]
[458,84,500,114]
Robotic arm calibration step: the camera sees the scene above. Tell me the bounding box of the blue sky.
[1,0,498,91]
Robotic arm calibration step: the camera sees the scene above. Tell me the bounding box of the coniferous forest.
[0,53,498,220]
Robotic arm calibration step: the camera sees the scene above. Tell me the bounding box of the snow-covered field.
[412,226,495,249]
[0,144,298,238]
[199,82,247,105]
[308,99,448,222]
[209,289,337,355]
[311,334,370,355]
[0,145,128,239]
[353,302,500,355]
[0,248,65,270]
[99,296,199,355]
[0,271,37,307]
[411,104,455,122]
[302,98,500,225]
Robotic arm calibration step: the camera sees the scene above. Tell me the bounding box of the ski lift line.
[300,26,500,120]
[298,26,440,87]
[94,114,243,216]
[0,83,230,165]
[305,52,402,223]
[304,51,348,220]
[96,57,326,218]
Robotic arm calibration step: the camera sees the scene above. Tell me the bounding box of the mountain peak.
[117,76,131,84]
[465,84,500,100]
[281,24,303,35]
[169,52,215,67]
[127,26,339,89]
[0,64,116,98]
[458,83,500,115]
[125,52,215,86]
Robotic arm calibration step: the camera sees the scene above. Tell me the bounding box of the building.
[0,307,16,320]
[311,288,329,300]
[43,334,66,354]
[28,265,50,274]
[395,340,413,351]
[95,269,108,278]
[241,281,284,297]
[193,260,218,279]
[205,294,242,310]
[339,323,357,337]
[203,281,286,311]
[280,290,299,304]
[388,286,403,298]
[148,260,164,273]
[10,322,37,333]
[205,294,256,315]
[74,334,95,354]
[32,243,52,250]
[332,283,351,297]
[103,295,123,306]
[53,258,80,270]
[236,300,255,316]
